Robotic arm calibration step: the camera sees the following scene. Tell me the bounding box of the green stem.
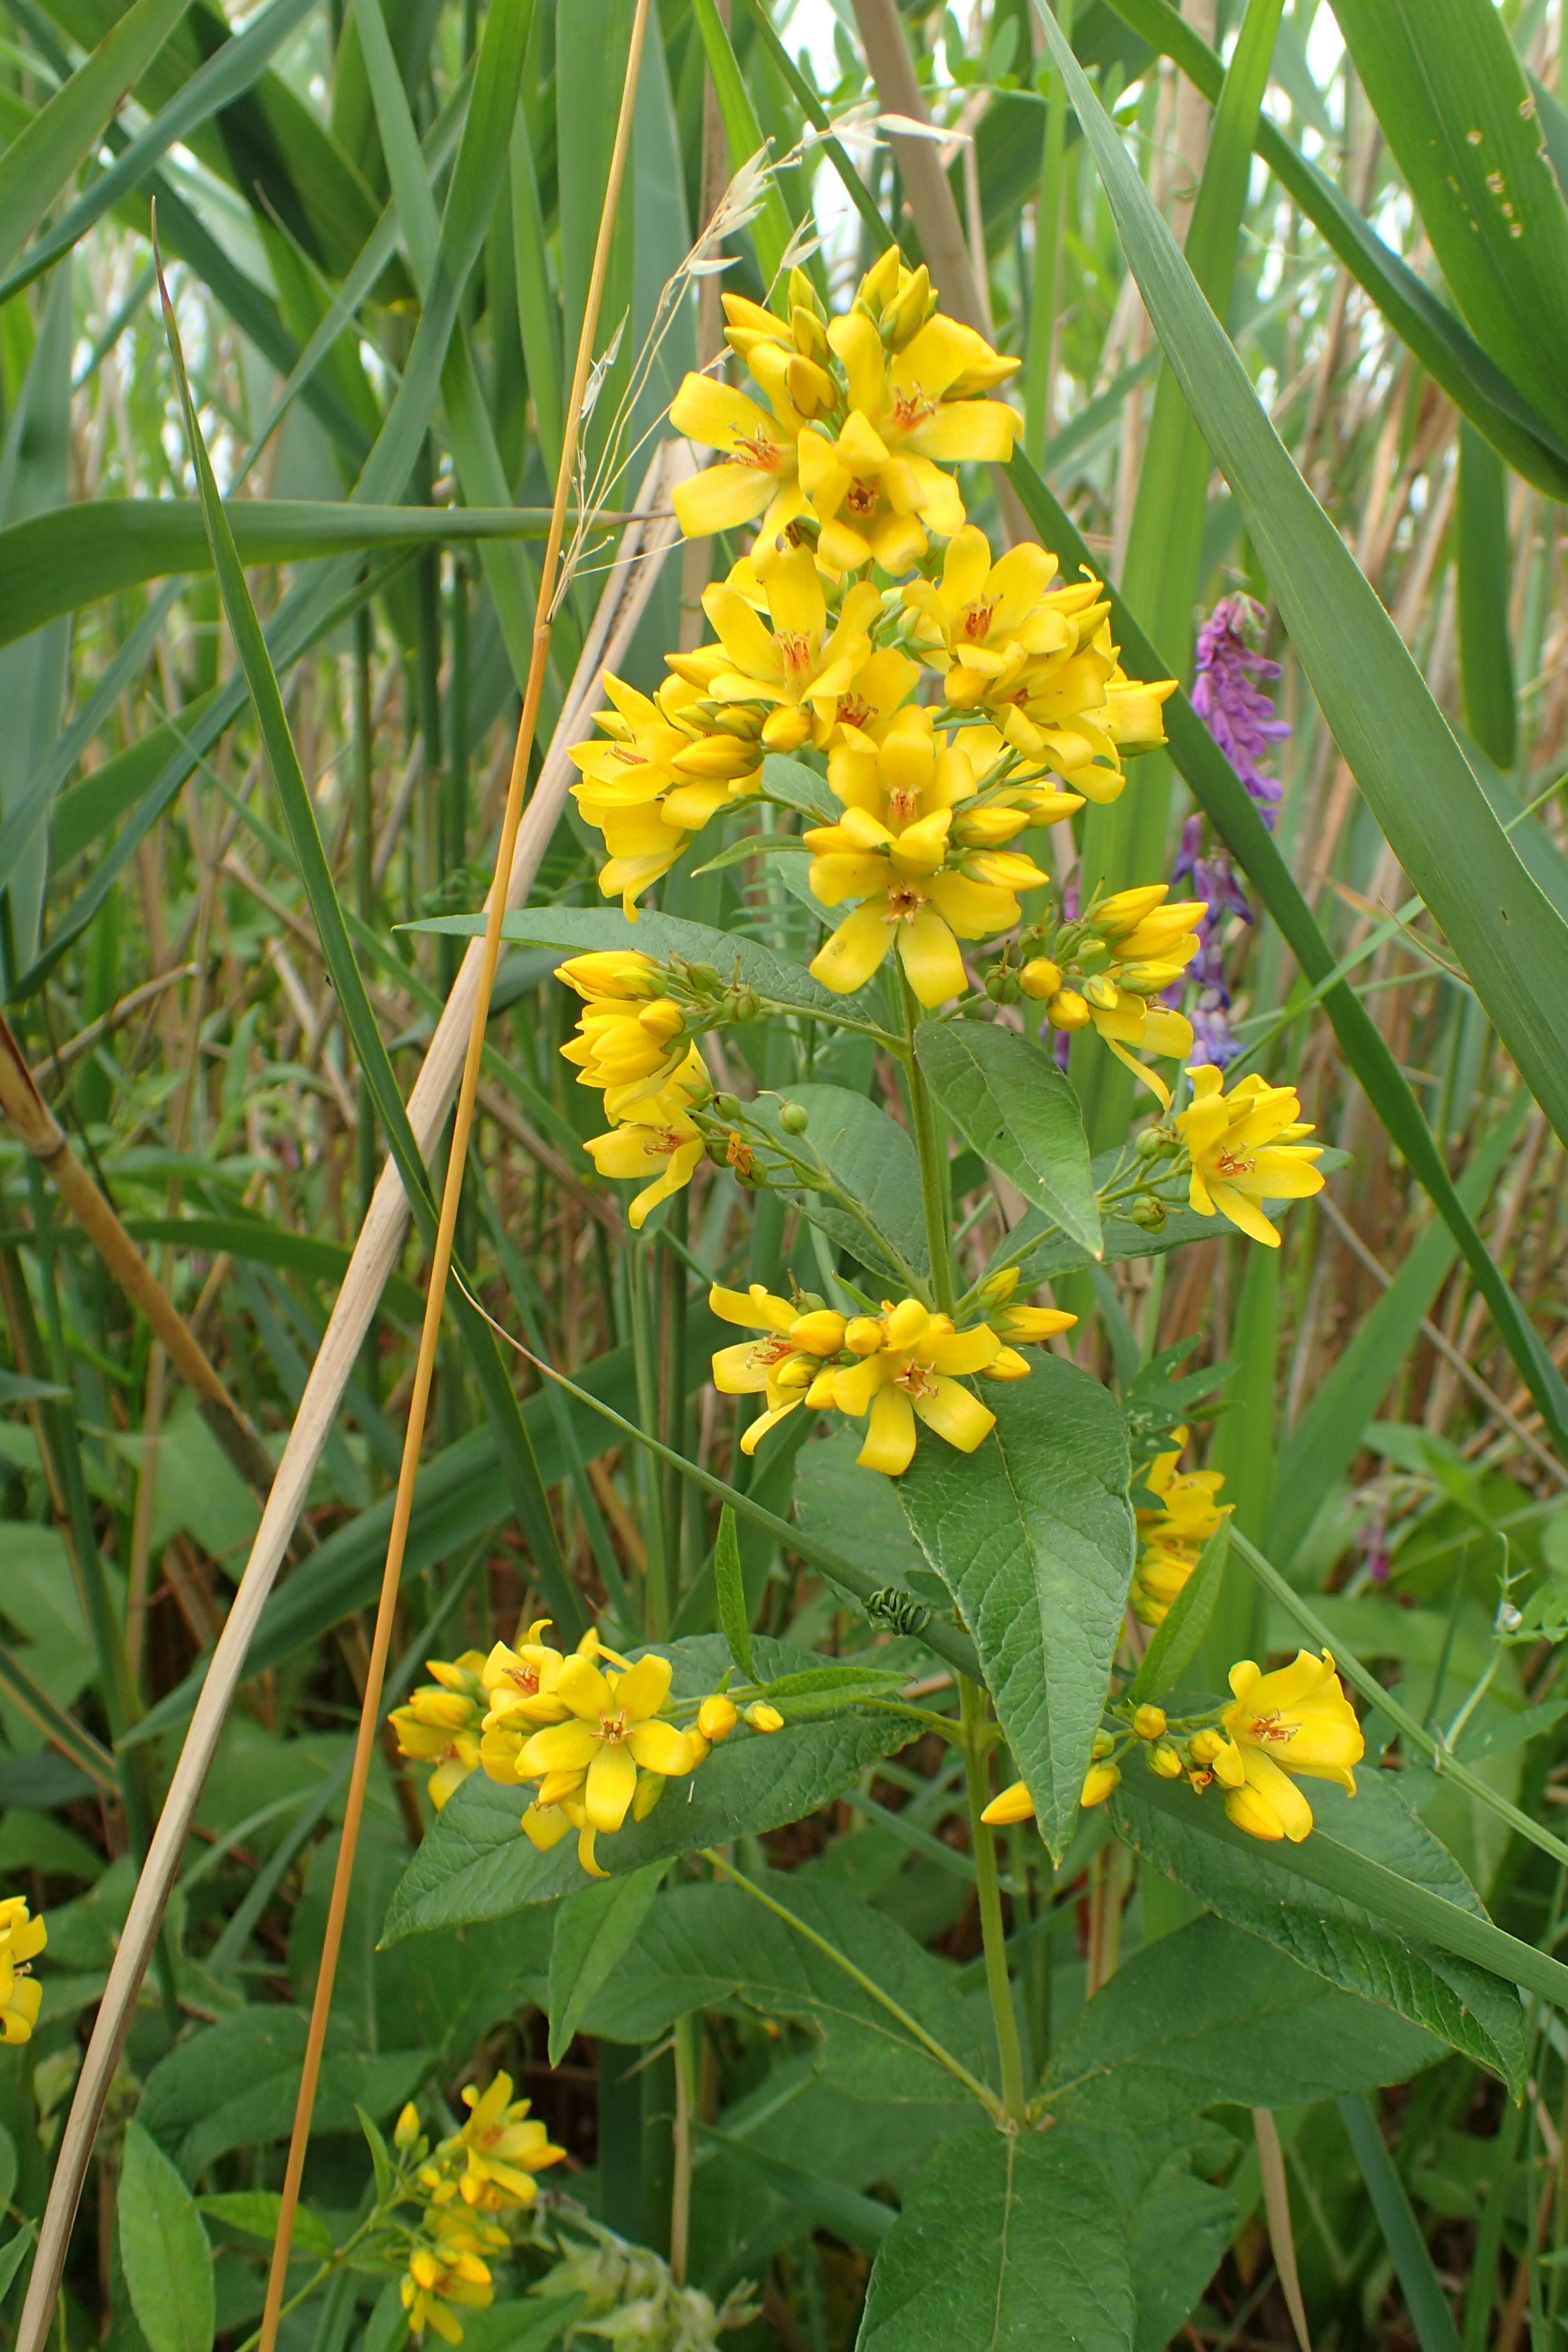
[704,1849,1001,2119]
[960,1676,1029,2123]
[902,978,956,1313]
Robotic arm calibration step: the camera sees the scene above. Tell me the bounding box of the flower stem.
[960,1673,1028,2124]
[901,978,956,1314]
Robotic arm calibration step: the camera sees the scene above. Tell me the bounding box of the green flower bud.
[779,1102,810,1135]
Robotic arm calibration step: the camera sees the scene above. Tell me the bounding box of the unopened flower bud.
[779,1101,810,1134]
[977,1267,1020,1306]
[761,706,812,752]
[1189,1728,1226,1766]
[395,2102,421,2150]
[724,987,760,1022]
[1047,989,1091,1031]
[632,1768,667,1821]
[844,1316,884,1356]
[1081,1761,1120,1807]
[1130,1196,1167,1231]
[1132,1704,1167,1741]
[985,967,1020,1004]
[713,1092,741,1119]
[1091,1729,1115,1759]
[1083,974,1119,1011]
[746,1702,784,1733]
[1019,958,1062,1000]
[1135,1125,1165,1160]
[698,1694,739,1742]
[1148,1742,1183,1779]
[980,1779,1035,1827]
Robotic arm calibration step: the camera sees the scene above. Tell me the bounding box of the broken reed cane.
[252,7,656,2347]
[12,444,687,2352]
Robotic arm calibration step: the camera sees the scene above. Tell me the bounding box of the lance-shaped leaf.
[749,1083,929,1290]
[896,1362,1134,1860]
[1038,2,1568,1157]
[915,1019,1100,1258]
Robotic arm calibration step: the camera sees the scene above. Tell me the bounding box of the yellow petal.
[811,900,895,993]
[859,1383,918,1476]
[896,905,968,1007]
[912,1375,995,1453]
[584,1741,638,1833]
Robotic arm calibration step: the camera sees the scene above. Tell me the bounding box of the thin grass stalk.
[12,438,686,2352]
[252,10,655,2343]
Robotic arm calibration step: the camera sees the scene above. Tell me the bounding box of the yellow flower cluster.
[1130,1438,1229,1628]
[393,2078,565,2343]
[557,952,710,1231]
[390,1653,488,1810]
[981,1648,1363,1846]
[1019,884,1206,1086]
[1176,1066,1325,1247]
[570,253,1175,945]
[709,1280,1071,1477]
[0,1895,44,2044]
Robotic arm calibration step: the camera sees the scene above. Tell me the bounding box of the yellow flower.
[804,705,1046,1007]
[1218,1650,1364,1843]
[699,544,880,736]
[0,1896,44,2044]
[1130,1441,1228,1627]
[400,2226,496,2345]
[390,1653,488,1810]
[994,1301,1077,1346]
[810,304,1020,569]
[518,1650,705,1877]
[558,954,690,1120]
[436,2074,567,2212]
[830,1297,1004,1476]
[1178,1066,1325,1247]
[1081,1760,1120,1806]
[582,1048,709,1231]
[698,1693,739,1742]
[980,1779,1035,1827]
[903,528,1097,707]
[745,1702,783,1733]
[708,1283,848,1454]
[668,370,811,541]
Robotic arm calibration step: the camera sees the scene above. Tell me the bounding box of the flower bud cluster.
[1129,1433,1230,1628]
[533,2213,758,2349]
[1011,884,1206,1075]
[389,1654,488,1812]
[555,951,712,1231]
[390,2077,565,2344]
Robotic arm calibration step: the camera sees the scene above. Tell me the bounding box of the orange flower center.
[732,428,781,473]
[652,1124,688,1159]
[1214,1147,1256,1178]
[845,477,878,517]
[506,1664,541,1695]
[961,599,996,643]
[887,786,921,824]
[892,388,936,433]
[776,630,814,676]
[837,692,873,730]
[598,1709,631,1744]
[1248,1709,1296,1746]
[895,1358,938,1399]
[885,879,926,924]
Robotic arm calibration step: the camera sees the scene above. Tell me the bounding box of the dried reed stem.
[253,9,655,2346]
[11,413,687,2352]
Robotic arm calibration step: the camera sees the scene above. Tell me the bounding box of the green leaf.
[1125,2155,1235,2352]
[564,1873,991,2105]
[0,0,193,274]
[1044,1913,1440,2132]
[690,0,796,289]
[915,1020,1100,1258]
[135,2011,431,2180]
[759,751,837,822]
[0,2225,37,2310]
[750,1082,929,1289]
[547,1866,666,2068]
[1338,2093,1462,2352]
[792,1428,929,1599]
[0,503,556,653]
[381,1637,923,1939]
[1457,423,1517,770]
[1039,2,1568,1155]
[713,1503,754,1680]
[1008,327,1568,1467]
[896,1361,1134,1861]
[1124,1521,1229,1704]
[116,2123,215,2352]
[196,2194,335,2262]
[1269,1101,1526,1563]
[856,2126,1135,2351]
[421,906,889,1036]
[1333,0,1568,450]
[1111,1771,1529,2087]
[698,2129,896,2255]
[1101,0,1568,496]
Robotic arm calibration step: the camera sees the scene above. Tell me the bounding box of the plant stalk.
[902,981,955,1313]
[960,1674,1028,2123]
[252,10,655,2347]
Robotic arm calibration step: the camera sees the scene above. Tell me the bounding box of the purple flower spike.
[1191,595,1289,827]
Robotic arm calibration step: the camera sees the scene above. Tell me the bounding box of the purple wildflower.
[1166,815,1250,1066]
[1191,595,1289,826]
